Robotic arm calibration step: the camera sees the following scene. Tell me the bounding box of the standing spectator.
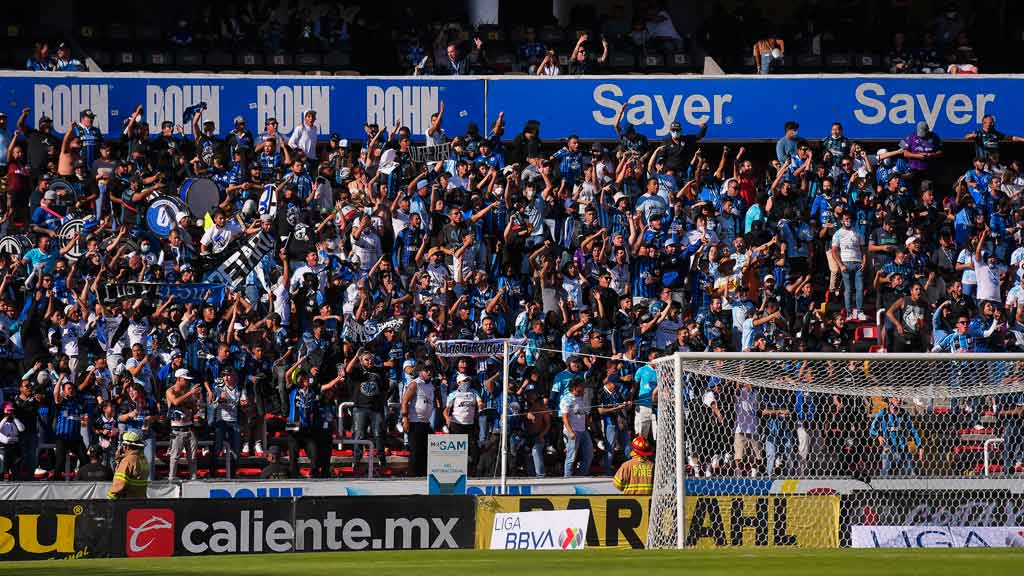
[211,370,245,478]
[26,42,53,71]
[16,107,58,177]
[831,212,867,320]
[964,115,1024,161]
[733,381,762,476]
[289,110,320,174]
[0,403,23,479]
[13,380,40,480]
[165,368,201,480]
[445,373,483,473]
[776,121,800,164]
[53,43,85,72]
[347,350,388,471]
[899,121,944,180]
[869,397,923,476]
[401,363,440,477]
[521,384,549,477]
[754,36,785,75]
[560,378,592,477]
[568,33,609,75]
[285,360,319,478]
[52,378,87,479]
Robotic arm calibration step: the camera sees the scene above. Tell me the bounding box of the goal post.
[646,351,1024,550]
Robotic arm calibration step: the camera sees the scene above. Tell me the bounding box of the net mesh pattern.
[646,353,1024,550]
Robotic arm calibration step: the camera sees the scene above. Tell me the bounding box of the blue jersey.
[634,365,657,408]
[54,395,85,439]
[73,125,103,167]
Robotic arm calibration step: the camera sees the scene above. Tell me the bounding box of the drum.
[146,195,191,238]
[257,183,277,218]
[48,178,77,199]
[101,233,139,256]
[178,178,221,220]
[0,235,32,259]
[58,218,87,261]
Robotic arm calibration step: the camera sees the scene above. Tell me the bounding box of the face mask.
[670,130,681,138]
[140,244,150,254]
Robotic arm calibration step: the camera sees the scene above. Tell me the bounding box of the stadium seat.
[856,53,882,71]
[539,26,565,45]
[490,50,516,73]
[306,70,331,76]
[668,52,693,71]
[219,70,244,75]
[266,52,293,67]
[640,53,665,70]
[323,50,351,68]
[89,50,111,68]
[237,52,264,68]
[796,54,823,70]
[825,53,852,71]
[145,50,173,68]
[608,51,635,72]
[175,50,202,68]
[478,24,503,42]
[248,69,274,75]
[294,53,323,68]
[111,50,142,69]
[278,69,303,76]
[204,50,233,68]
[334,70,360,76]
[854,325,879,342]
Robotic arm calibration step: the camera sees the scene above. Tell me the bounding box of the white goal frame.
[649,351,1024,550]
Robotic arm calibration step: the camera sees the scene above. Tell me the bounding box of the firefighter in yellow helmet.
[107,430,150,500]
[613,436,655,495]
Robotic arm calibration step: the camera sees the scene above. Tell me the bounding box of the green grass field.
[6,549,1023,576]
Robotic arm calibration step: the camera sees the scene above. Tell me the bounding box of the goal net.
[647,352,1024,550]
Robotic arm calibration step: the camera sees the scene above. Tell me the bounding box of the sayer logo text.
[126,509,175,557]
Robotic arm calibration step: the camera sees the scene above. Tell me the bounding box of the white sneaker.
[856,311,869,321]
[254,442,264,456]
[597,440,606,451]
[241,443,250,456]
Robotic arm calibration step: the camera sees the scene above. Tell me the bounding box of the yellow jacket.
[107,448,150,500]
[613,456,654,495]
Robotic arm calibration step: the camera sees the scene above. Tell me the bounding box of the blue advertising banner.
[4,72,1024,142]
[0,72,484,142]
[486,76,1020,141]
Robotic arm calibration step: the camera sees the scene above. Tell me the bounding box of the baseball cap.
[523,384,539,396]
[260,213,274,222]
[38,115,52,124]
[174,368,192,380]
[180,263,194,272]
[43,190,58,201]
[80,109,96,119]
[456,374,472,384]
[330,133,341,142]
[233,115,245,124]
[670,121,682,131]
[763,274,774,283]
[905,236,920,246]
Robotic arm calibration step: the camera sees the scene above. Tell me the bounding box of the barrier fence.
[4,72,1024,141]
[2,481,1023,560]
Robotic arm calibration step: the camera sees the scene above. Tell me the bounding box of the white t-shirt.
[975,259,1005,303]
[957,249,977,285]
[831,227,863,263]
[200,221,243,253]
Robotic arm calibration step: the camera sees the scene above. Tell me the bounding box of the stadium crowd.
[7,1,996,75]
[0,88,1022,483]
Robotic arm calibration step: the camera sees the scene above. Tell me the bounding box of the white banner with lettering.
[490,509,590,550]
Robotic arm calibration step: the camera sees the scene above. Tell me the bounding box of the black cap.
[330,133,340,142]
[670,121,682,131]
[80,109,96,119]
[39,115,52,123]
